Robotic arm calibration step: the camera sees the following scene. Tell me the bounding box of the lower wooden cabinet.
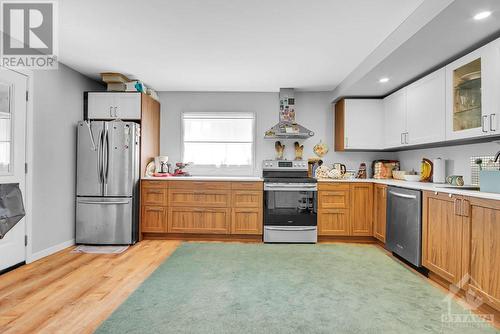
[350,183,373,236]
[141,206,167,233]
[231,208,262,234]
[168,208,230,234]
[422,192,465,284]
[467,197,500,310]
[317,182,373,237]
[318,209,350,235]
[373,184,387,242]
[141,180,263,237]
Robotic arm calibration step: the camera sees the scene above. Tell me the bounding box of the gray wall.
[395,141,500,185]
[32,64,102,254]
[159,91,394,176]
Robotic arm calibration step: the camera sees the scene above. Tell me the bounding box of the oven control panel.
[262,159,307,170]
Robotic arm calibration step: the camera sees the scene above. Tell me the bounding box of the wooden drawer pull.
[146,190,164,194]
[146,208,164,212]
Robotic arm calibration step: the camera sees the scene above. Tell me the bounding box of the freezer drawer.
[264,226,317,243]
[76,197,135,245]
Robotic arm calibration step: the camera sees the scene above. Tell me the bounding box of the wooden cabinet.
[383,88,407,148]
[168,189,231,208]
[334,99,384,151]
[318,209,350,236]
[422,192,466,284]
[466,197,500,310]
[350,183,373,236]
[141,180,263,237]
[142,188,167,206]
[231,208,262,235]
[141,206,167,233]
[373,184,387,243]
[406,68,446,145]
[168,208,230,234]
[318,183,350,209]
[318,182,373,237]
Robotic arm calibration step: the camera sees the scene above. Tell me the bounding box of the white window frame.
[181,111,256,176]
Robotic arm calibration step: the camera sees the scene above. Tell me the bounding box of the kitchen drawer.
[318,209,350,236]
[141,188,167,206]
[317,183,350,191]
[168,208,230,234]
[168,189,231,207]
[232,191,262,208]
[168,181,231,190]
[318,190,350,209]
[141,180,168,189]
[231,181,263,190]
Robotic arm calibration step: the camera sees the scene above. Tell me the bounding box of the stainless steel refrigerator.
[76,120,140,244]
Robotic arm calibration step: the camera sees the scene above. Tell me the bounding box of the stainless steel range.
[263,160,317,243]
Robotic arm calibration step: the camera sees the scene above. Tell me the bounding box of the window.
[0,84,11,174]
[182,112,255,176]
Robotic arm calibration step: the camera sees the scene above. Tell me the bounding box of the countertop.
[142,175,500,200]
[318,178,500,201]
[142,176,263,182]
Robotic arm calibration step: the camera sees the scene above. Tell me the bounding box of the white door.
[406,68,446,145]
[114,93,141,119]
[0,69,27,271]
[344,99,384,150]
[383,88,407,148]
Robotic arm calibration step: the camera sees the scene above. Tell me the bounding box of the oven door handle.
[264,226,317,231]
[264,184,317,191]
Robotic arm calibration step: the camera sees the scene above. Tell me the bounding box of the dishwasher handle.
[389,191,417,199]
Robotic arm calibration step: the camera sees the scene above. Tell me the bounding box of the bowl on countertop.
[392,170,408,180]
[404,174,421,182]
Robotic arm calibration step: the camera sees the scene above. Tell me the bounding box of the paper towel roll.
[433,158,446,183]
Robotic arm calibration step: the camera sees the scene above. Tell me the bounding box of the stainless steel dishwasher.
[386,186,422,267]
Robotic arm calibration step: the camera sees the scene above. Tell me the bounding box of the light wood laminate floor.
[0,240,181,334]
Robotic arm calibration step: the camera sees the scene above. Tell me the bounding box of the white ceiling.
[59,0,424,92]
[332,0,500,99]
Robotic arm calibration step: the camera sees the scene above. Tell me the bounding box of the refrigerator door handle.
[97,129,104,184]
[103,127,110,189]
[78,200,130,205]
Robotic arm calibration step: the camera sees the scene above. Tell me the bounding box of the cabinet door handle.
[400,133,404,145]
[147,190,164,194]
[461,199,470,217]
[482,115,488,133]
[114,106,118,117]
[454,198,461,216]
[490,114,497,132]
[345,137,348,148]
[405,132,409,144]
[109,106,113,117]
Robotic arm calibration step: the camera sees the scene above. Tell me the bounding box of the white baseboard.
[27,239,75,263]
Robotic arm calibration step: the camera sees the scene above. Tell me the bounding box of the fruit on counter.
[420,158,433,182]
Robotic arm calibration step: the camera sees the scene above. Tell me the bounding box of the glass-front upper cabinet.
[445,41,499,140]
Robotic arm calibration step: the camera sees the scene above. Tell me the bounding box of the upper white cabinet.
[334,99,384,151]
[86,92,141,120]
[383,88,407,148]
[406,68,446,145]
[445,42,499,140]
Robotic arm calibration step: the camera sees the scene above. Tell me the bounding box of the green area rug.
[97,243,498,333]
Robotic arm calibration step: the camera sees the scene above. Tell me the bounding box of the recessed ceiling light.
[379,77,389,83]
[473,11,491,20]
